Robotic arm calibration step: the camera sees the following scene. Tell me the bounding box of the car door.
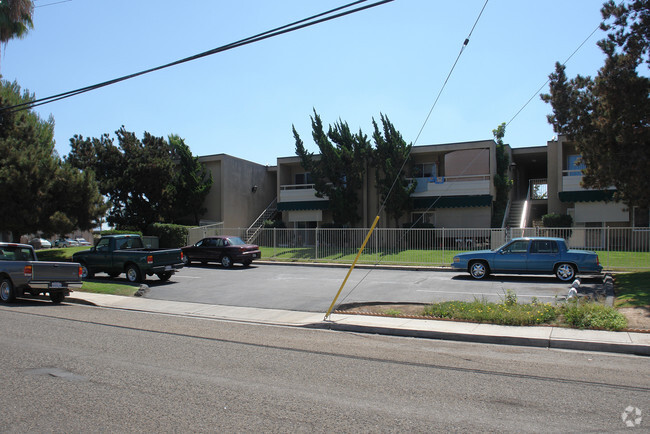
[527,240,560,272]
[492,240,530,272]
[86,238,112,272]
[211,238,225,261]
[190,239,209,262]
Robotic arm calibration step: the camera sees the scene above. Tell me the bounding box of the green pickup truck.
[73,234,184,283]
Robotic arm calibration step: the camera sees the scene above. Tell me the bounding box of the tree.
[0,0,34,68]
[371,114,415,227]
[293,110,371,226]
[167,134,212,225]
[68,129,209,230]
[491,123,512,227]
[0,80,105,240]
[541,0,650,208]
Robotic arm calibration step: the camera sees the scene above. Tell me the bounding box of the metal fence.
[192,226,650,271]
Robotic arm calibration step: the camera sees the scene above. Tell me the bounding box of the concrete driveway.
[124,262,597,312]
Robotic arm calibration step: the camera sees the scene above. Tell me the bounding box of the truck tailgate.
[32,262,81,281]
[152,249,183,265]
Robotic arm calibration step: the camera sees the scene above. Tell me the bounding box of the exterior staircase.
[246,198,277,244]
[507,200,526,228]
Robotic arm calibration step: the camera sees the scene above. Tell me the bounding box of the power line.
[4,0,393,113]
[506,19,603,127]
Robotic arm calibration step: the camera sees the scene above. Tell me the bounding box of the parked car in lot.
[75,238,92,246]
[54,238,79,248]
[451,237,602,281]
[29,238,51,249]
[0,242,82,303]
[182,236,261,268]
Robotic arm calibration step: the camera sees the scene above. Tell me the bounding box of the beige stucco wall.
[435,207,491,228]
[199,154,276,229]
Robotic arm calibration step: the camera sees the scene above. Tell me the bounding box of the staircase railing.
[246,198,277,243]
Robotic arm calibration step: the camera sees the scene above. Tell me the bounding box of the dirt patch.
[618,307,650,331]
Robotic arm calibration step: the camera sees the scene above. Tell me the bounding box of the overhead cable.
[3,0,393,113]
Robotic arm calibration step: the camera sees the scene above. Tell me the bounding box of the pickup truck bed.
[0,242,82,303]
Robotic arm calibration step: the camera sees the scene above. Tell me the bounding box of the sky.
[2,0,609,166]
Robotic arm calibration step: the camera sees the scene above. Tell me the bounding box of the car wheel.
[0,278,16,303]
[555,263,576,281]
[469,261,489,279]
[126,265,143,283]
[182,254,189,265]
[49,291,65,304]
[156,272,173,281]
[221,255,233,268]
[80,262,94,279]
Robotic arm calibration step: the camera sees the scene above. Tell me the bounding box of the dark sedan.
[182,236,261,268]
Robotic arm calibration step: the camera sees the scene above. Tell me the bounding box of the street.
[133,263,600,312]
[0,301,647,432]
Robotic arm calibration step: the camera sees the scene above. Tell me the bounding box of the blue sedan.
[451,237,602,281]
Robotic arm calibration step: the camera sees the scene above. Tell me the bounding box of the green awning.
[413,195,493,209]
[558,190,616,203]
[277,200,330,211]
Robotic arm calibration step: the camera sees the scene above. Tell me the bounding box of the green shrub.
[263,219,286,228]
[561,301,628,330]
[147,223,190,248]
[542,213,573,227]
[100,229,143,236]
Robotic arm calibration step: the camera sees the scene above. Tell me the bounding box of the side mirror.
[90,246,96,253]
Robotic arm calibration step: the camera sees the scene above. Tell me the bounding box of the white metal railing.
[246,198,278,243]
[217,226,650,270]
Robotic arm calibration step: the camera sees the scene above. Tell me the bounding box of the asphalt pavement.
[67,276,650,357]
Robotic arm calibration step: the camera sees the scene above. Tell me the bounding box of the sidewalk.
[67,292,650,356]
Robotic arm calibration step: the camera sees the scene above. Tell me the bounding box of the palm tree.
[0,0,34,67]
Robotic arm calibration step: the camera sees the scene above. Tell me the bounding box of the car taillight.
[78,266,83,277]
[147,255,153,264]
[24,265,32,277]
[180,252,184,261]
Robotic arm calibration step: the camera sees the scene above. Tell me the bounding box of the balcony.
[279,184,328,202]
[562,170,583,191]
[409,174,491,197]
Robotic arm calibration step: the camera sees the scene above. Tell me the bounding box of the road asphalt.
[66,283,650,357]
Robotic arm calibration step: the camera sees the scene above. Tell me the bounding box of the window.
[295,172,313,185]
[530,240,558,254]
[411,212,435,226]
[567,155,586,176]
[502,240,529,253]
[633,207,649,229]
[413,163,436,178]
[96,238,110,252]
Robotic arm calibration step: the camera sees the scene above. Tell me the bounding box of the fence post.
[315,227,319,261]
[273,227,276,259]
[607,226,610,269]
[441,228,445,262]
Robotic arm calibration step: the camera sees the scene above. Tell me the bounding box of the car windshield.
[227,237,246,246]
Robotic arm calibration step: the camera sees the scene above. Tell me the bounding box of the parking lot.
[118,263,601,313]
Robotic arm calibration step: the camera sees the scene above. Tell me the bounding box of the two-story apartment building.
[275,139,508,229]
[195,136,647,238]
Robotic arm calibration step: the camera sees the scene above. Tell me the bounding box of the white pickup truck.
[0,242,82,304]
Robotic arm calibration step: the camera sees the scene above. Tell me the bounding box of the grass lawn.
[613,271,650,308]
[79,281,139,296]
[36,246,89,262]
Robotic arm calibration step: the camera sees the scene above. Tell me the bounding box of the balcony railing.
[279,184,328,202]
[407,174,491,196]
